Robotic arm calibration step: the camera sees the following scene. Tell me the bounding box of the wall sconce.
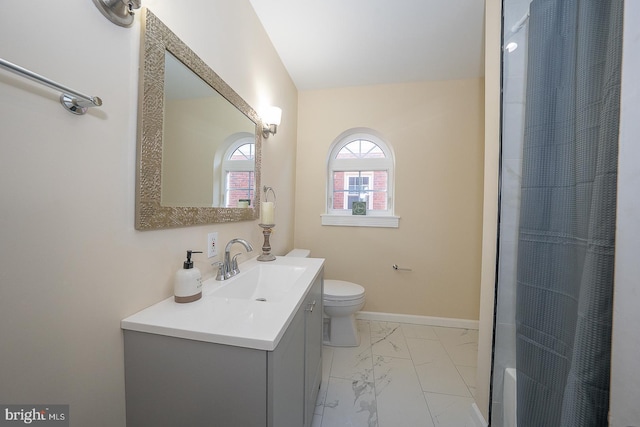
[262,106,282,139]
[93,0,142,27]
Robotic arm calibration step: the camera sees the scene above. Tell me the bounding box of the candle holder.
[257,224,276,261]
[258,186,277,262]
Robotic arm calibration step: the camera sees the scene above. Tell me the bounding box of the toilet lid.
[324,280,365,301]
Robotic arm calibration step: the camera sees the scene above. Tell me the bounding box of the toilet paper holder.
[392,264,412,272]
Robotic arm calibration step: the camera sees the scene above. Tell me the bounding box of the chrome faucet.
[215,238,254,280]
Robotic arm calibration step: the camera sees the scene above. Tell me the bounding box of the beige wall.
[0,0,296,425]
[295,80,484,320]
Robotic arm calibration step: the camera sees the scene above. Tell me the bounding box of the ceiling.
[249,0,486,91]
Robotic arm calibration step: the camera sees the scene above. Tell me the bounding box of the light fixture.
[262,106,282,139]
[93,0,142,27]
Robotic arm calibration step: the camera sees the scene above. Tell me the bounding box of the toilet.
[286,249,366,347]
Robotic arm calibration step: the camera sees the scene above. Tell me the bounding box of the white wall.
[610,1,640,425]
[475,0,502,421]
[0,1,297,425]
[489,1,529,423]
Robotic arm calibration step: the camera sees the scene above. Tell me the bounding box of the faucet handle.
[231,253,242,274]
[212,261,225,280]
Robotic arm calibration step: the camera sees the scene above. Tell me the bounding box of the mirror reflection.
[162,52,256,208]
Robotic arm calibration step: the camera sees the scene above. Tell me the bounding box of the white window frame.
[322,128,399,228]
[213,133,255,207]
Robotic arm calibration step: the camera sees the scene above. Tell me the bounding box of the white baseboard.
[356,311,479,330]
[466,403,488,427]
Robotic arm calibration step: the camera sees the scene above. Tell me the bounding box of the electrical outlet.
[207,232,218,258]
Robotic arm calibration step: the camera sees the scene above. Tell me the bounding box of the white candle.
[261,201,275,224]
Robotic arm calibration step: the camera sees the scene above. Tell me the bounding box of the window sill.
[321,214,400,228]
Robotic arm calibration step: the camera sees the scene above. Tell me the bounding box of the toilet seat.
[323,280,365,302]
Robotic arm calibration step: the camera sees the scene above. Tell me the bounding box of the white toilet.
[286,249,366,347]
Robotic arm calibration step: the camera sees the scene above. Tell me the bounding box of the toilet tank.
[286,249,311,258]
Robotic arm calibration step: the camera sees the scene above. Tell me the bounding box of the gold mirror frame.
[135,8,261,230]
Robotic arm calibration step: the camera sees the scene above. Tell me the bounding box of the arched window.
[218,134,255,207]
[323,129,398,227]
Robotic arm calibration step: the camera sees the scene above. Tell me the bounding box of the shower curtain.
[515,0,623,426]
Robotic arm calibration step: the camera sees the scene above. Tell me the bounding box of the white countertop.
[121,256,324,351]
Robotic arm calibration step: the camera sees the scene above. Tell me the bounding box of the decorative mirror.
[135,8,261,230]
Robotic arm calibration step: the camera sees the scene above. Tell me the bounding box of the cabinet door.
[268,303,305,427]
[124,331,267,427]
[304,274,323,427]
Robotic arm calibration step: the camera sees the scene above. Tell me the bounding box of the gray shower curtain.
[515,0,623,425]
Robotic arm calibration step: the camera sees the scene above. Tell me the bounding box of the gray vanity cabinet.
[266,271,322,427]
[123,272,323,427]
[303,273,323,426]
[267,295,305,426]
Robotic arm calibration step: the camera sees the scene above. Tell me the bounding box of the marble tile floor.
[311,320,478,427]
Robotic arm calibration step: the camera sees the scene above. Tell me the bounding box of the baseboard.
[467,403,489,427]
[356,311,479,330]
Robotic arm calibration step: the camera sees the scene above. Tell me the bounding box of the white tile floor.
[312,320,478,427]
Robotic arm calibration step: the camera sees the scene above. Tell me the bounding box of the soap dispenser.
[174,250,203,303]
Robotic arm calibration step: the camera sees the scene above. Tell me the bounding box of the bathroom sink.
[121,256,324,350]
[211,264,306,302]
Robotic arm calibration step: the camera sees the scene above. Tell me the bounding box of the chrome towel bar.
[0,57,102,115]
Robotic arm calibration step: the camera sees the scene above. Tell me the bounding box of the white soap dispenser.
[174,250,203,303]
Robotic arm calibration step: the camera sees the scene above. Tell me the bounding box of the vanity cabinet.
[123,271,323,427]
[303,269,323,425]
